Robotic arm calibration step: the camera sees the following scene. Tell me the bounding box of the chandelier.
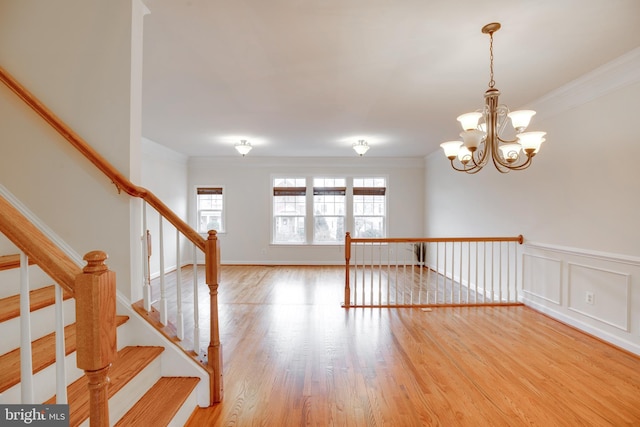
[440,22,546,173]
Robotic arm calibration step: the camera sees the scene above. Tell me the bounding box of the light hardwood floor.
[150,265,640,426]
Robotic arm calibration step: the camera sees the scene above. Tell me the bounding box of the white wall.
[424,49,640,353]
[189,157,424,264]
[141,137,189,277]
[0,1,137,298]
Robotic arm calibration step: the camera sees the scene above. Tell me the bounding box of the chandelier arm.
[494,152,534,172]
[495,104,510,138]
[449,159,482,174]
[496,135,519,144]
[491,153,513,174]
[470,142,489,169]
[491,145,519,169]
[493,151,531,170]
[506,155,534,170]
[463,165,484,174]
[489,125,515,170]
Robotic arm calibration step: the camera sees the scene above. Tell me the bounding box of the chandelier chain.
[488,32,495,88]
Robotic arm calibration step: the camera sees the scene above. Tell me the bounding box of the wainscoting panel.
[522,253,563,305]
[522,242,640,355]
[567,262,630,332]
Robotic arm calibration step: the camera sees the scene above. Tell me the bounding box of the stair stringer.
[115,291,210,407]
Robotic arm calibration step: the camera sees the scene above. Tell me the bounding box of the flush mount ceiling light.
[440,22,546,174]
[234,140,252,156]
[353,140,370,156]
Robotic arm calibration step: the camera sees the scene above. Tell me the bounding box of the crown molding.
[526,47,640,121]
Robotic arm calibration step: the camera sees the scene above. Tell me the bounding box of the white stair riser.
[168,386,199,427]
[0,299,75,356]
[0,351,83,404]
[0,267,55,299]
[78,356,163,427]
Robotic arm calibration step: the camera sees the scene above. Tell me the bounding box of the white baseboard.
[523,295,640,356]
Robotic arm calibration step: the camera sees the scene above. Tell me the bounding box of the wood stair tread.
[0,284,73,323]
[0,254,35,272]
[45,346,165,427]
[0,315,129,393]
[115,377,200,426]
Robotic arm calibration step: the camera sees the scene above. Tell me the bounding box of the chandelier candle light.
[440,22,546,173]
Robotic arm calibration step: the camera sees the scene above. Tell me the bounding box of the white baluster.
[435,242,440,304]
[512,241,517,302]
[386,243,391,305]
[499,242,503,302]
[393,243,398,305]
[142,201,152,312]
[378,242,382,305]
[369,244,373,305]
[450,242,454,303]
[483,242,487,303]
[193,245,200,355]
[506,242,511,302]
[55,284,67,403]
[475,242,479,303]
[459,242,463,304]
[176,230,184,340]
[353,243,358,305]
[492,242,496,301]
[159,216,167,325]
[19,252,34,403]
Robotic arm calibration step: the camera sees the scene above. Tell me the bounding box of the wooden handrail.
[0,66,205,252]
[348,235,524,244]
[0,195,78,295]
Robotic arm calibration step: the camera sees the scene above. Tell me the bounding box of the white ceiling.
[141,0,640,158]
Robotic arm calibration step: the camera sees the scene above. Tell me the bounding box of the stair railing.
[0,66,223,403]
[0,193,116,426]
[139,203,223,402]
[344,233,524,308]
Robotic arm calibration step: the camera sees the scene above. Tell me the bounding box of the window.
[353,178,386,238]
[272,176,387,244]
[313,178,345,243]
[273,178,306,243]
[196,187,224,233]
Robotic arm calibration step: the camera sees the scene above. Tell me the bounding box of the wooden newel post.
[205,230,223,404]
[344,232,351,308]
[75,251,117,427]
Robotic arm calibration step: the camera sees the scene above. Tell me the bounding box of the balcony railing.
[344,233,524,308]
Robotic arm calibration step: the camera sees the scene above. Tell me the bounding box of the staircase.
[0,253,201,426]
[0,66,222,423]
